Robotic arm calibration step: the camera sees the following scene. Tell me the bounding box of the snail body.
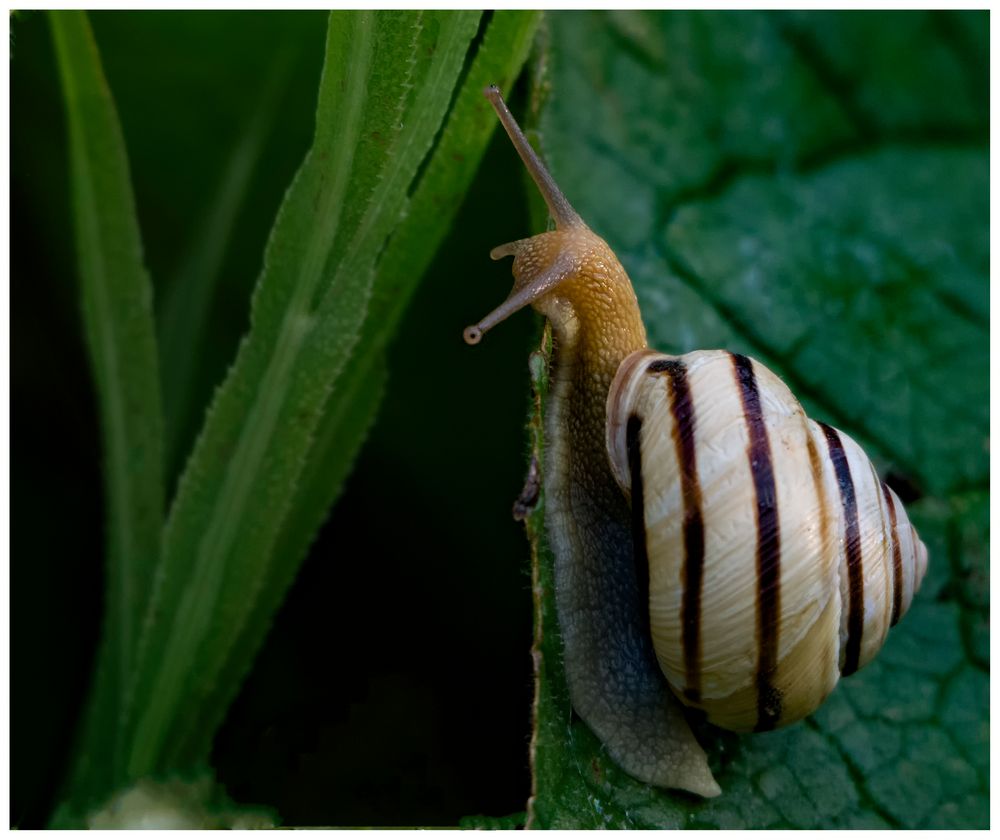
[466,87,927,797]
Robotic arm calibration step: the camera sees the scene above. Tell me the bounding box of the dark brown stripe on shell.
[881,480,904,627]
[626,415,651,638]
[649,358,704,704]
[805,427,838,685]
[731,353,783,732]
[820,422,864,676]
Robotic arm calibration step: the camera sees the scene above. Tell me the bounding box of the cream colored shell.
[607,348,929,732]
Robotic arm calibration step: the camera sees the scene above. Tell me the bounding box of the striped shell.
[607,348,929,732]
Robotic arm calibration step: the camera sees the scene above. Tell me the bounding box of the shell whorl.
[607,349,929,732]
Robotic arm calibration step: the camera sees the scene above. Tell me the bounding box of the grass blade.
[124,9,386,780]
[163,11,541,765]
[158,50,292,480]
[123,10,481,778]
[367,10,543,348]
[48,10,165,806]
[277,8,544,591]
[165,349,388,768]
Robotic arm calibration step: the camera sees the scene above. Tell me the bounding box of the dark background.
[12,11,539,826]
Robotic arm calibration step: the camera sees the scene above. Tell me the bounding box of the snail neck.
[530,227,647,458]
[534,228,646,391]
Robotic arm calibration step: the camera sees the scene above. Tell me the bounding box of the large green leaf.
[122,10,481,781]
[519,10,987,828]
[49,10,165,803]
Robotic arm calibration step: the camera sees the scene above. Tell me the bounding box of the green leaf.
[161,347,388,768]
[522,10,987,828]
[157,48,292,479]
[364,10,544,353]
[158,9,542,768]
[122,10,480,780]
[287,8,543,537]
[49,9,165,801]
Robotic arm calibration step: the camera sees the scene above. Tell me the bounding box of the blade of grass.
[158,48,292,481]
[280,8,543,577]
[123,9,387,780]
[124,10,481,778]
[164,349,388,768]
[164,10,540,765]
[366,10,543,349]
[49,10,165,805]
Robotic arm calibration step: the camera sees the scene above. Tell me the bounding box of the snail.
[464,86,929,798]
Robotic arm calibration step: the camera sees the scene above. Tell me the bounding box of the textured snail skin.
[466,87,927,797]
[513,229,721,797]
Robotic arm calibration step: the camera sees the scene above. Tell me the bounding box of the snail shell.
[465,86,928,797]
[607,349,928,732]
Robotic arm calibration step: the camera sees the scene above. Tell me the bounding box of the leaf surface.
[122,10,480,779]
[267,8,545,603]
[157,50,292,477]
[524,10,987,828]
[165,10,542,766]
[49,10,165,801]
